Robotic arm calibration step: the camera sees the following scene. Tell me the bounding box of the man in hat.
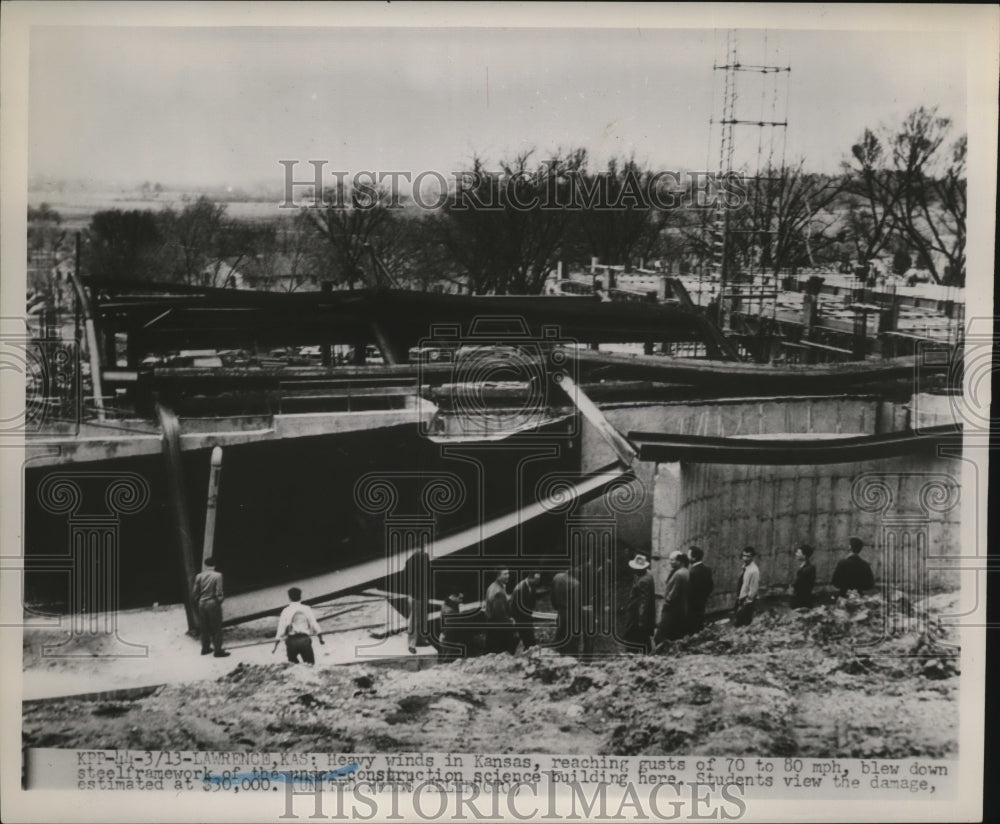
[272,587,325,664]
[687,546,714,634]
[655,551,690,647]
[832,537,875,597]
[621,552,655,653]
[191,556,229,658]
[732,547,760,627]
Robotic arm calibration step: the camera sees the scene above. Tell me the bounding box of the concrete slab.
[27,400,437,467]
[21,598,436,703]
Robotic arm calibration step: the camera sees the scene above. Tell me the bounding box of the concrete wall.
[578,396,890,555]
[651,454,962,613]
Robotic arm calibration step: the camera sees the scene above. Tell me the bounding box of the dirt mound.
[22,592,960,758]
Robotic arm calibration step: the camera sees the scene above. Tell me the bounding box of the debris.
[21,592,959,758]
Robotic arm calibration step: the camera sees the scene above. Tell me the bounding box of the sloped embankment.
[23,593,959,758]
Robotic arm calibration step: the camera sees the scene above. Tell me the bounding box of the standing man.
[687,546,714,634]
[832,537,875,597]
[621,552,656,653]
[484,569,516,654]
[732,547,760,627]
[550,566,582,654]
[655,551,690,647]
[511,572,541,650]
[404,547,432,654]
[437,591,466,662]
[192,556,229,658]
[272,587,325,664]
[581,556,611,656]
[790,544,817,608]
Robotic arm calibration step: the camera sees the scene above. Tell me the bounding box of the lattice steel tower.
[707,30,790,331]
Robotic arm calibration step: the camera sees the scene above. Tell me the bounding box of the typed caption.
[27,750,953,805]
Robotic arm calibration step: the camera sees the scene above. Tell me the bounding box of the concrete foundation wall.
[579,396,890,554]
[652,455,961,614]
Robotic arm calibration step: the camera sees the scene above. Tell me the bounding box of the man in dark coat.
[655,551,690,647]
[404,548,432,654]
[437,592,466,662]
[621,552,655,653]
[192,556,229,658]
[581,556,611,655]
[550,567,583,654]
[686,546,714,634]
[510,572,541,649]
[832,537,875,597]
[790,544,817,608]
[484,568,516,654]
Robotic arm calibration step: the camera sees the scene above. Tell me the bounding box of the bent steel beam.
[629,423,962,465]
[573,350,949,392]
[221,461,632,624]
[554,373,637,467]
[155,402,199,633]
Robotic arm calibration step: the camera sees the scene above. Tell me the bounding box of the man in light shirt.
[733,547,760,627]
[272,587,324,664]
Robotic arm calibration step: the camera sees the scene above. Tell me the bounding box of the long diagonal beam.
[222,461,632,624]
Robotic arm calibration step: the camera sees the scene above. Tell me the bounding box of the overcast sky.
[28,25,967,190]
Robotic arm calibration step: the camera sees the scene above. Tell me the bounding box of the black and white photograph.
[1,3,994,822]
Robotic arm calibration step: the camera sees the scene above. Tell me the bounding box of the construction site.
[21,571,961,760]
[19,272,965,759]
[16,23,973,777]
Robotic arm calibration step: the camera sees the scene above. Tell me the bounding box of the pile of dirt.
[22,592,960,758]
[674,591,959,677]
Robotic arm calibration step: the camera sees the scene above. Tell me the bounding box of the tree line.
[30,106,966,295]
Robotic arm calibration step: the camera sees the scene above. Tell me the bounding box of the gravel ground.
[22,591,959,758]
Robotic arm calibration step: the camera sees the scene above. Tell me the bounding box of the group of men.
[192,536,877,664]
[620,537,876,653]
[191,557,326,664]
[481,567,575,655]
[412,536,878,659]
[620,546,715,653]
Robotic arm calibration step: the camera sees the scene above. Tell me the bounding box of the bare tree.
[841,128,908,265]
[27,203,67,264]
[442,149,586,294]
[574,156,669,268]
[160,196,228,285]
[892,110,966,284]
[755,163,843,273]
[841,107,966,284]
[86,209,167,281]
[304,184,397,289]
[376,214,465,292]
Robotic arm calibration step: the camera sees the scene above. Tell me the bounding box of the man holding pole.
[273,587,325,664]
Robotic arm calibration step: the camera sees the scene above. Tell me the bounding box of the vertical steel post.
[66,234,105,421]
[156,402,199,633]
[320,281,332,366]
[202,447,223,567]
